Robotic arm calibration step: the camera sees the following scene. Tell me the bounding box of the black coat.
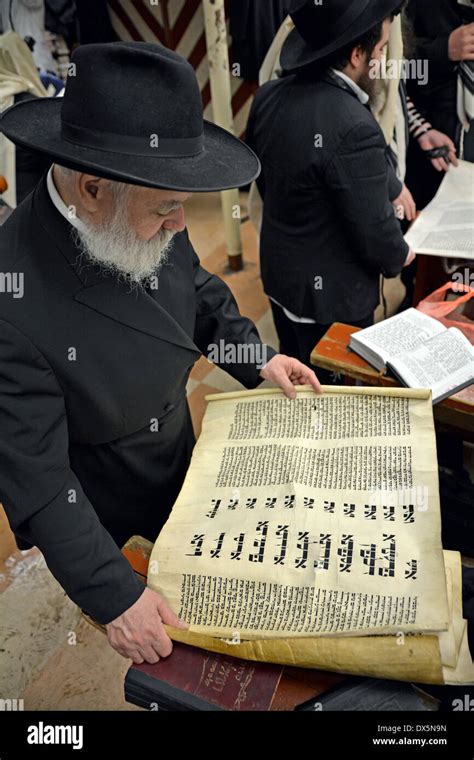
[229,0,292,81]
[0,176,274,623]
[246,71,409,323]
[406,0,465,140]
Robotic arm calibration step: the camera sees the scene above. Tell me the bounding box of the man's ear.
[349,44,364,70]
[78,175,108,212]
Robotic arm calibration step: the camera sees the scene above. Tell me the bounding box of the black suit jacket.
[246,71,409,323]
[0,176,275,623]
[406,0,464,140]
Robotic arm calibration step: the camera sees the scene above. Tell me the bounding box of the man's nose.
[162,205,186,232]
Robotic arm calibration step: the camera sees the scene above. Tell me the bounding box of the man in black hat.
[246,0,415,374]
[0,42,321,665]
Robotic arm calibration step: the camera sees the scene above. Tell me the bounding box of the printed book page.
[388,328,474,404]
[405,160,474,259]
[350,309,445,370]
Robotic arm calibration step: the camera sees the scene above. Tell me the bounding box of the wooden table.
[310,323,474,441]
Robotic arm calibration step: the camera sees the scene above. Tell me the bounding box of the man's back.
[247,72,409,323]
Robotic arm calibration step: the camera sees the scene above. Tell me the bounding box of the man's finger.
[129,649,145,664]
[139,645,160,664]
[406,192,416,220]
[275,368,297,399]
[157,599,188,630]
[149,619,174,657]
[300,369,323,394]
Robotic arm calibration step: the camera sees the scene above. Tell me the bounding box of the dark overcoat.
[0,176,274,623]
[246,71,409,323]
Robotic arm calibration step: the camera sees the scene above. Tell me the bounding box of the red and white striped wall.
[107,0,256,137]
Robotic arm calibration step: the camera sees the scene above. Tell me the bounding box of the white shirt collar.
[330,68,370,105]
[46,166,87,233]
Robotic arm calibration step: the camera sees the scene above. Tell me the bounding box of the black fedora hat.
[281,0,404,73]
[0,42,260,192]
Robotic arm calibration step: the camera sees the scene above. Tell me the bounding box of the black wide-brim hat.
[0,42,260,192]
[281,0,404,73]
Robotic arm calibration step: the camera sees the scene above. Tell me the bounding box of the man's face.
[73,177,192,286]
[116,185,191,241]
[355,18,392,103]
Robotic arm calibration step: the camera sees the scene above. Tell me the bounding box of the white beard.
[72,192,176,288]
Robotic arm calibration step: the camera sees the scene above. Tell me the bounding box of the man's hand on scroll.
[404,248,416,268]
[393,184,417,222]
[106,587,188,664]
[260,354,323,400]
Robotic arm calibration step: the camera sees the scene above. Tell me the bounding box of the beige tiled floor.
[0,190,408,710]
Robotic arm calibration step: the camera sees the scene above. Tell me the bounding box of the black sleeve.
[404,2,456,76]
[323,121,409,278]
[0,320,145,625]
[386,157,403,202]
[189,239,276,387]
[412,31,451,65]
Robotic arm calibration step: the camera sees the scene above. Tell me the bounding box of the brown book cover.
[125,640,283,711]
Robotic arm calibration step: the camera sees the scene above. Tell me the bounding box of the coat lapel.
[74,278,199,353]
[33,176,199,354]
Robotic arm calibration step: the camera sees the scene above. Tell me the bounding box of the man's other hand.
[404,248,416,268]
[418,130,459,172]
[106,587,188,664]
[393,184,417,222]
[449,23,474,61]
[260,354,323,399]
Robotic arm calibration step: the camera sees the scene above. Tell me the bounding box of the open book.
[349,309,474,404]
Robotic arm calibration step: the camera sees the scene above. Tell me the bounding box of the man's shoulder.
[302,79,382,154]
[316,79,372,120]
[0,195,37,267]
[255,74,374,124]
[250,76,287,115]
[0,188,76,327]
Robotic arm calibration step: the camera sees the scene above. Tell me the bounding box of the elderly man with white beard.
[0,42,321,665]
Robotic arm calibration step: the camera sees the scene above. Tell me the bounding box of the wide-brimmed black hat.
[281,0,404,73]
[0,42,260,192]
